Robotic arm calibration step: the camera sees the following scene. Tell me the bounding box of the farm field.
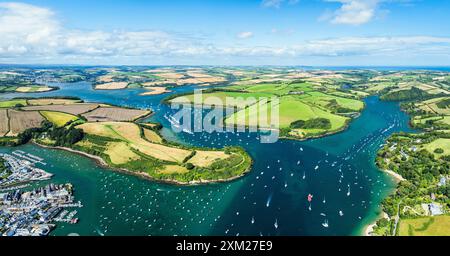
[416,97,450,115]
[412,115,450,126]
[188,151,229,167]
[95,82,129,90]
[143,128,163,143]
[77,122,192,163]
[422,138,450,156]
[0,96,252,183]
[22,103,100,115]
[0,109,8,136]
[6,110,44,136]
[140,86,171,96]
[82,107,151,122]
[75,121,250,182]
[0,99,27,108]
[40,111,79,127]
[27,98,82,105]
[171,82,361,139]
[15,86,54,93]
[399,216,450,236]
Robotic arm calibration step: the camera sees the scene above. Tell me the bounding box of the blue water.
[0,82,414,236]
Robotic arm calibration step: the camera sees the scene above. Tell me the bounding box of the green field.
[399,216,450,236]
[422,138,450,156]
[40,111,79,127]
[0,99,27,108]
[171,82,362,138]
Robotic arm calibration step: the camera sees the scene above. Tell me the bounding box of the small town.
[0,152,82,236]
[0,151,52,188]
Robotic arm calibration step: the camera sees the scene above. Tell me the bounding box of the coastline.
[363,212,389,236]
[383,169,406,182]
[362,169,405,236]
[33,142,252,186]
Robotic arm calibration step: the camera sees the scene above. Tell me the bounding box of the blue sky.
[0,0,449,65]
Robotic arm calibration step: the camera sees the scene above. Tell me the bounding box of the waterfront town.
[0,151,82,236]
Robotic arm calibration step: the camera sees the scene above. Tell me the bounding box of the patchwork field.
[75,121,250,183]
[416,97,450,115]
[6,110,44,136]
[171,82,362,139]
[82,107,151,122]
[399,216,450,236]
[27,98,82,106]
[77,122,192,163]
[0,99,27,108]
[22,103,100,115]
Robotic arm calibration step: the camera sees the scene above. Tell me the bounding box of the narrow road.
[392,200,403,236]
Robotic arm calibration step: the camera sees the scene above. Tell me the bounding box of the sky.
[0,0,449,66]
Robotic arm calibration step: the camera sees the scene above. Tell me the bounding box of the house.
[438,176,447,187]
[429,203,444,216]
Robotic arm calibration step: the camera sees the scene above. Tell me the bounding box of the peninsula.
[0,97,252,185]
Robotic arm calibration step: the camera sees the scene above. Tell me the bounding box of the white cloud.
[323,0,382,25]
[0,2,449,65]
[262,0,299,8]
[237,31,254,39]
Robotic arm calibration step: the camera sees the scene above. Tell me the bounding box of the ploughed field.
[171,82,364,139]
[0,98,252,184]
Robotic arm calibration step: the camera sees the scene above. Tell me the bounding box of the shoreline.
[362,168,405,236]
[383,169,406,182]
[33,142,252,186]
[363,212,389,236]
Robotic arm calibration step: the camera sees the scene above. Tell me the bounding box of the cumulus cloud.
[0,2,449,65]
[323,0,382,25]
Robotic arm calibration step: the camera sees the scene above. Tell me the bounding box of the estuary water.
[0,82,414,236]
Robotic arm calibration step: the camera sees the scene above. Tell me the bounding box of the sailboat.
[339,210,344,216]
[315,165,319,171]
[347,185,351,197]
[307,194,313,211]
[302,172,306,180]
[251,216,255,224]
[266,193,273,208]
[322,219,329,228]
[323,197,326,204]
[274,219,278,229]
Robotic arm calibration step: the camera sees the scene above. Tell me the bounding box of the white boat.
[274,219,278,229]
[251,217,255,224]
[315,165,319,170]
[302,172,306,180]
[347,185,351,197]
[339,210,344,216]
[322,220,329,228]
